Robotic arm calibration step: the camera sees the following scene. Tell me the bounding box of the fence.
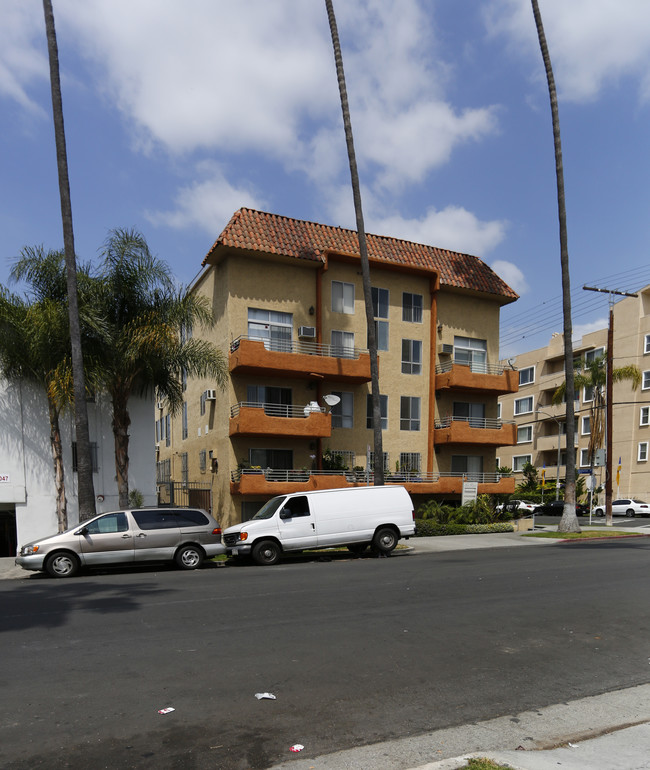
[156,481,212,514]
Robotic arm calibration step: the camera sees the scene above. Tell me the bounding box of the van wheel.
[175,545,204,570]
[252,540,281,566]
[347,544,368,555]
[45,551,79,578]
[372,528,398,555]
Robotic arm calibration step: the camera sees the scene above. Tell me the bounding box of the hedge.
[414,520,515,537]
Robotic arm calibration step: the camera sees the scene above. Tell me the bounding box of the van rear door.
[277,495,317,551]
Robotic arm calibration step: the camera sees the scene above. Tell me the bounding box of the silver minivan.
[15,507,226,577]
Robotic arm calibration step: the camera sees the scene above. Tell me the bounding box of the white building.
[0,377,156,554]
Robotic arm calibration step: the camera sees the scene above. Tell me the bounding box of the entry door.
[453,402,485,428]
[277,495,317,550]
[78,512,134,565]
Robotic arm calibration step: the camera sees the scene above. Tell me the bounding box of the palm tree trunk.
[47,396,67,532]
[112,391,131,508]
[325,0,384,484]
[531,0,579,532]
[42,0,96,520]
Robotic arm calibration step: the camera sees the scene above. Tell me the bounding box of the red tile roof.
[204,208,518,303]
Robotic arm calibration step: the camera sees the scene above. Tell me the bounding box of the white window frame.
[583,385,594,403]
[332,281,355,314]
[400,396,421,431]
[401,339,422,374]
[399,452,421,473]
[512,454,532,472]
[581,416,591,435]
[580,448,590,467]
[638,442,648,462]
[402,292,423,323]
[517,424,533,444]
[641,406,650,426]
[514,395,534,415]
[643,370,650,391]
[497,402,502,420]
[645,334,650,355]
[519,366,535,386]
[584,346,605,364]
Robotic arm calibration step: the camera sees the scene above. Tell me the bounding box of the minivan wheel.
[45,552,79,578]
[372,528,398,554]
[175,545,204,570]
[626,509,636,518]
[251,540,281,566]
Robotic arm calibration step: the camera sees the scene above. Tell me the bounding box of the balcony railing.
[434,416,513,430]
[230,401,326,418]
[230,335,368,360]
[230,468,512,484]
[435,360,512,376]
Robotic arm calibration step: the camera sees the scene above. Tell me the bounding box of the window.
[132,509,179,530]
[181,452,188,485]
[366,394,388,430]
[182,402,188,440]
[514,396,534,415]
[85,512,128,534]
[639,442,648,462]
[400,397,421,431]
[582,416,591,435]
[580,449,591,467]
[200,391,206,416]
[249,448,293,469]
[371,287,389,318]
[372,320,389,351]
[513,454,532,472]
[247,385,292,412]
[584,347,605,364]
[583,385,594,402]
[517,425,533,444]
[369,451,390,471]
[518,366,534,386]
[328,449,355,469]
[331,391,354,429]
[645,334,650,354]
[453,401,485,427]
[72,442,99,473]
[454,336,487,372]
[399,452,421,473]
[331,330,355,358]
[643,371,650,391]
[401,339,422,374]
[641,406,650,426]
[451,455,483,479]
[248,308,293,351]
[402,292,423,323]
[156,459,171,483]
[332,281,355,314]
[165,414,170,447]
[199,449,207,473]
[497,402,502,420]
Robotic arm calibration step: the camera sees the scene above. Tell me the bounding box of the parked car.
[15,507,225,578]
[495,499,537,514]
[533,500,589,516]
[593,499,650,518]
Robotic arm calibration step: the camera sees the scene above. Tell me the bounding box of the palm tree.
[324,0,384,484]
[95,228,228,507]
[42,0,96,519]
[553,354,641,523]
[531,0,578,533]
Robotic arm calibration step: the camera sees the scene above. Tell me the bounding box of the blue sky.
[1,0,649,357]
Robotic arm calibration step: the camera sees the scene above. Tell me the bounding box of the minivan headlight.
[21,545,39,556]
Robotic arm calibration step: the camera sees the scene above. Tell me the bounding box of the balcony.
[229,336,372,383]
[435,361,519,394]
[434,416,516,446]
[229,402,331,438]
[536,433,579,453]
[230,468,515,496]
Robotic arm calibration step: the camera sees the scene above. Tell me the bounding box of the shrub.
[414,520,514,537]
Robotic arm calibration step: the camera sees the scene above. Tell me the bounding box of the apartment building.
[157,208,519,527]
[497,286,650,502]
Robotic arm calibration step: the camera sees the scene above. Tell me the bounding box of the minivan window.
[175,510,210,526]
[85,513,128,535]
[252,497,286,520]
[132,510,179,530]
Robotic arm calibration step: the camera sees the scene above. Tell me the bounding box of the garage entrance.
[0,507,17,557]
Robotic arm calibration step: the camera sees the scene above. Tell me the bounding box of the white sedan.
[496,499,537,514]
[593,499,650,518]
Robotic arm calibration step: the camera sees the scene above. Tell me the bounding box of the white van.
[223,485,415,565]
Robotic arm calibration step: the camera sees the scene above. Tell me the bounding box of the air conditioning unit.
[298,326,316,340]
[156,401,164,410]
[204,389,217,401]
[441,344,454,355]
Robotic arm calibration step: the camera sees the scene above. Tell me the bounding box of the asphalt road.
[1,540,649,770]
[536,513,650,528]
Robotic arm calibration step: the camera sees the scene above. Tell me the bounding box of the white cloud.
[573,317,608,343]
[145,164,266,233]
[0,3,48,115]
[491,260,528,294]
[485,0,650,103]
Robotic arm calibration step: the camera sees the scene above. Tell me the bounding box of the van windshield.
[252,497,285,520]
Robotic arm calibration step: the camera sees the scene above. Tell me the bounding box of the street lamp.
[536,408,561,501]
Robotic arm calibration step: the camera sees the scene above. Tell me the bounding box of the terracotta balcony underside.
[229,338,372,383]
[434,422,517,446]
[436,364,519,394]
[229,406,331,438]
[230,472,515,496]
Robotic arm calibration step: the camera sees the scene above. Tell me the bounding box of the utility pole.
[583,286,638,526]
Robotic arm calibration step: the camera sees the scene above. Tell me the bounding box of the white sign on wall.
[462,481,478,505]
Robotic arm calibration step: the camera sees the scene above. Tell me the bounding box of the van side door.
[131,509,182,561]
[277,495,317,550]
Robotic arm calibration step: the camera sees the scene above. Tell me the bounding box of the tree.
[553,354,640,523]
[42,0,96,519]
[324,0,384,484]
[531,0,578,533]
[94,228,228,507]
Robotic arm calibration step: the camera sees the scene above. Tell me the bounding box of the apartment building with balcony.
[497,286,650,503]
[157,208,519,527]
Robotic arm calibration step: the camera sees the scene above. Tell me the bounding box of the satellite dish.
[323,394,341,407]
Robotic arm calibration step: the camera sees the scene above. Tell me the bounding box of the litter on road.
[289,744,304,752]
[255,692,277,700]
[157,707,175,714]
